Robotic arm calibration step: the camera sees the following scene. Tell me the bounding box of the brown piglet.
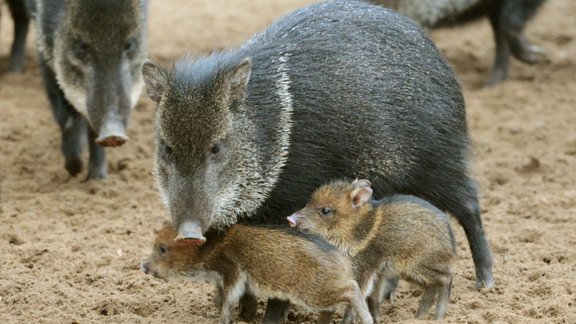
[141,223,373,324]
[288,179,456,321]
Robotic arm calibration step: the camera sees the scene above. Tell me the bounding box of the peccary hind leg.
[451,184,494,289]
[501,0,547,64]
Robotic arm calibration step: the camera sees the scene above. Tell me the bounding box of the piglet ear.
[352,179,372,188]
[142,60,166,103]
[225,57,252,103]
[351,187,373,208]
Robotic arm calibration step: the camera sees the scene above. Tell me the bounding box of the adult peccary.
[142,0,493,321]
[288,179,456,322]
[26,0,148,179]
[141,222,373,324]
[373,0,548,86]
[1,0,29,72]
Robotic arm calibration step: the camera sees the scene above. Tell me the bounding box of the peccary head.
[140,222,205,280]
[143,55,274,243]
[49,0,148,146]
[288,179,374,243]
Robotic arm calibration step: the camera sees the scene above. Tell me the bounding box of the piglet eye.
[320,207,333,217]
[210,143,221,155]
[158,244,168,255]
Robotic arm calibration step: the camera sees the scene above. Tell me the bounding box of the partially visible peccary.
[26,0,148,179]
[140,223,373,324]
[143,0,492,321]
[1,0,30,72]
[373,0,548,86]
[288,179,456,321]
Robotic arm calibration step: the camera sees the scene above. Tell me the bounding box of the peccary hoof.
[65,157,83,176]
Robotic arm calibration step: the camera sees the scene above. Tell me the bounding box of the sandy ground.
[1,0,575,323]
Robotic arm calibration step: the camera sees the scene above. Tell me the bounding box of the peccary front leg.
[343,282,373,324]
[219,276,246,324]
[367,276,399,320]
[39,60,85,176]
[341,270,377,324]
[434,277,452,320]
[261,298,290,324]
[415,286,439,319]
[6,0,29,73]
[87,128,107,179]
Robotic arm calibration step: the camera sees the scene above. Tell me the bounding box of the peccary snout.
[95,114,128,147]
[176,220,207,244]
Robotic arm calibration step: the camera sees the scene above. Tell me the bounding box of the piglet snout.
[287,213,299,228]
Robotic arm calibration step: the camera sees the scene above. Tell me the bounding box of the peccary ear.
[352,179,372,189]
[142,61,166,103]
[351,187,373,208]
[225,57,252,103]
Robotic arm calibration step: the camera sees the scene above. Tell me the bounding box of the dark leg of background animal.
[6,0,29,72]
[39,60,85,176]
[237,290,258,322]
[501,0,547,64]
[318,311,334,324]
[486,6,512,86]
[87,128,107,179]
[451,181,494,289]
[261,298,289,324]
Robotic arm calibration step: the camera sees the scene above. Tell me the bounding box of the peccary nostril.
[140,261,149,274]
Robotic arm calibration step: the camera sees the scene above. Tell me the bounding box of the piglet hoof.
[237,291,258,322]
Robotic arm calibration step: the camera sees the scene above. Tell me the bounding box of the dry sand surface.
[1,0,575,323]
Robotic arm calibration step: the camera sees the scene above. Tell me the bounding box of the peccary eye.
[210,143,221,155]
[72,40,89,61]
[320,207,333,217]
[158,244,168,255]
[124,39,137,53]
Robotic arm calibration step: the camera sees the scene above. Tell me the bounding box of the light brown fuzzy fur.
[291,179,456,321]
[141,223,373,324]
